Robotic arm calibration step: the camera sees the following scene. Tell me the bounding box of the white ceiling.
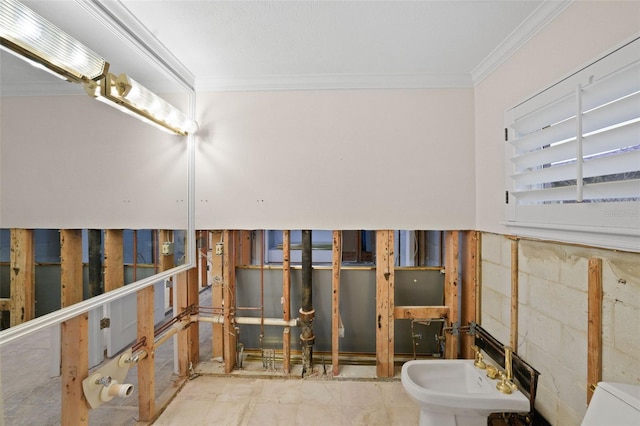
[1,0,572,94]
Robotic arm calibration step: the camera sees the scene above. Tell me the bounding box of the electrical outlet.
[215,242,223,255]
[161,242,174,255]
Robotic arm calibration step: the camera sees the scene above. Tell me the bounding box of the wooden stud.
[223,230,237,373]
[88,229,103,298]
[176,270,190,377]
[137,284,155,421]
[10,229,35,326]
[187,265,200,366]
[510,238,519,349]
[282,230,291,373]
[237,230,252,266]
[61,313,89,425]
[375,230,394,378]
[394,306,449,319]
[444,231,459,359]
[0,298,10,311]
[587,257,603,404]
[332,230,341,376]
[199,230,208,287]
[159,230,175,307]
[460,231,479,359]
[104,230,124,292]
[211,231,224,359]
[60,230,83,307]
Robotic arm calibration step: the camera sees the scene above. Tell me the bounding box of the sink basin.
[401,359,530,426]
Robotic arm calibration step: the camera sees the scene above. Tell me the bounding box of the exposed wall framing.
[461,230,479,359]
[104,229,124,292]
[10,229,35,326]
[444,230,459,359]
[137,284,155,421]
[60,229,83,307]
[222,230,237,373]
[282,230,291,373]
[331,230,341,376]
[375,230,395,377]
[587,257,603,404]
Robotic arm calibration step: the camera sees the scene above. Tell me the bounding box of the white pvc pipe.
[195,315,299,327]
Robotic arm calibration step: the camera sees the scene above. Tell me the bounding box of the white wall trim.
[471,0,574,85]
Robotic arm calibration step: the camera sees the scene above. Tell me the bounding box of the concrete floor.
[1,287,419,425]
[152,374,418,426]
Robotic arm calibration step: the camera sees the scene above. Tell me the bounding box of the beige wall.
[481,233,640,425]
[474,0,640,234]
[0,95,190,229]
[194,88,476,230]
[475,2,640,425]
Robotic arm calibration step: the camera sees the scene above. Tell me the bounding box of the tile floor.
[152,375,419,426]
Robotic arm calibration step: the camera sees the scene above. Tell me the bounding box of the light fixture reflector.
[0,0,106,82]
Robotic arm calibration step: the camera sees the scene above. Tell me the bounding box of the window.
[505,37,640,250]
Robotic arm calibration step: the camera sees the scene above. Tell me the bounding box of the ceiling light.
[85,73,198,136]
[0,0,107,83]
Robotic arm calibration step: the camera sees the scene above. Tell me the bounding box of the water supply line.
[300,230,315,376]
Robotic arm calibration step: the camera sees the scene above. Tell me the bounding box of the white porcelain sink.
[401,359,530,426]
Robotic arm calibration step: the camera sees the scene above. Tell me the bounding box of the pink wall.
[474,1,640,234]
[194,88,476,229]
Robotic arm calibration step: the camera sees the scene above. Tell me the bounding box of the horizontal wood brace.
[394,306,449,320]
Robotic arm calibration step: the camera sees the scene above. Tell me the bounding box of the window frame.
[504,36,640,252]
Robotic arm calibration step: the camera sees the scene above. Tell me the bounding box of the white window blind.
[505,37,640,250]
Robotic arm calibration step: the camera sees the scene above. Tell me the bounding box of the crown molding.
[196,72,474,92]
[471,0,574,85]
[77,0,195,92]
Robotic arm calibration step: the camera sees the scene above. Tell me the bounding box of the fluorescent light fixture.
[0,0,107,83]
[85,73,198,136]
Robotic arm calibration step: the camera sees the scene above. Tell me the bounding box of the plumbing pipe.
[154,319,189,348]
[300,230,315,373]
[194,315,299,327]
[100,381,134,402]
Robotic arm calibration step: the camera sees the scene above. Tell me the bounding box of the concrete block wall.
[480,232,640,426]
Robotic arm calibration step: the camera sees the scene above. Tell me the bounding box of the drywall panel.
[474,1,640,234]
[195,88,475,230]
[0,94,189,229]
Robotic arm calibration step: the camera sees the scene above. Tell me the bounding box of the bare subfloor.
[1,287,418,425]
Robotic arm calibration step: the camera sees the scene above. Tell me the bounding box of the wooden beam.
[223,230,237,373]
[88,229,103,298]
[510,238,519,349]
[394,306,449,319]
[61,230,83,308]
[61,313,89,425]
[10,229,35,326]
[211,231,224,359]
[237,230,252,266]
[375,230,394,378]
[332,230,341,376]
[282,230,291,373]
[0,298,10,311]
[461,231,479,359]
[198,230,208,287]
[444,231,459,359]
[104,229,124,292]
[188,265,200,366]
[587,257,603,404]
[137,285,155,422]
[176,271,190,377]
[159,230,175,307]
